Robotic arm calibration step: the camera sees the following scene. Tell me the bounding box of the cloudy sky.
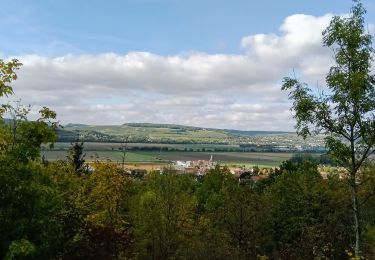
[1,0,374,130]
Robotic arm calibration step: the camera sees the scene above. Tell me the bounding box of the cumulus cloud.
[7,13,338,130]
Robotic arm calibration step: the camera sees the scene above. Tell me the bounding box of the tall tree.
[120,136,129,169]
[282,1,375,256]
[67,139,88,175]
[132,173,197,259]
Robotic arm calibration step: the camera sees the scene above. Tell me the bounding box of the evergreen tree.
[67,139,88,175]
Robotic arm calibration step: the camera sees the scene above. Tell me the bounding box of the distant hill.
[123,123,202,131]
[58,122,293,144]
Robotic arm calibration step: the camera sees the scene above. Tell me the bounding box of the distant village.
[124,155,275,183]
[124,154,349,182]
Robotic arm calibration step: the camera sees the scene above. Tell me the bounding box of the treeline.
[1,131,375,259]
[116,145,302,153]
[120,145,325,154]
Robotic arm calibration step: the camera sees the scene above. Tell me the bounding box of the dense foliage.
[2,139,375,259]
[1,114,375,259]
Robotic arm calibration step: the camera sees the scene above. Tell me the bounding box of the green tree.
[0,58,58,163]
[358,162,375,257]
[0,58,22,98]
[4,105,59,163]
[0,58,22,151]
[77,162,134,259]
[206,177,271,258]
[132,173,197,259]
[120,136,129,169]
[265,166,352,259]
[282,1,375,256]
[0,58,64,258]
[67,139,88,175]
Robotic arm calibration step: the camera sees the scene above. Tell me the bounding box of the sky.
[1,0,374,130]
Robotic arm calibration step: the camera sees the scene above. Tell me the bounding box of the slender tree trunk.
[351,173,361,257]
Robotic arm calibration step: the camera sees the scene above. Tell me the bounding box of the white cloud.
[6,13,339,130]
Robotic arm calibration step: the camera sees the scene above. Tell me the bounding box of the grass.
[42,150,162,163]
[46,142,238,151]
[154,151,292,167]
[42,145,294,167]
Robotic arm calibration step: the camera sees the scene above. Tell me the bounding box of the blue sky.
[1,0,374,130]
[2,0,374,56]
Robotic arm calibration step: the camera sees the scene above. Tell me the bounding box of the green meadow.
[42,142,297,167]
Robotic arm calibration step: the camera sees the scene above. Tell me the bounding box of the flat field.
[44,142,238,150]
[42,142,297,167]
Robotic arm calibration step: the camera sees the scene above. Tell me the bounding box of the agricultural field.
[45,142,239,151]
[58,123,326,152]
[59,123,232,143]
[42,142,299,167]
[156,151,295,167]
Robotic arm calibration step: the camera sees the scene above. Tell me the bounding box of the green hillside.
[58,122,292,144]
